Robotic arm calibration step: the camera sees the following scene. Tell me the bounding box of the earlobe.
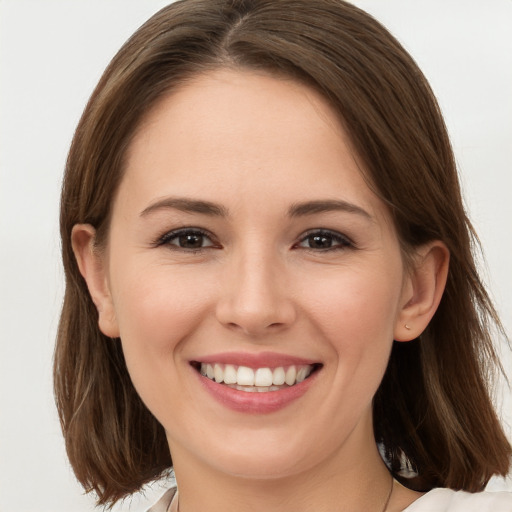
[71,224,120,338]
[394,241,450,342]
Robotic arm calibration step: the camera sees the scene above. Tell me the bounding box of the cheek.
[301,263,403,396]
[112,263,212,342]
[304,264,403,343]
[108,264,215,398]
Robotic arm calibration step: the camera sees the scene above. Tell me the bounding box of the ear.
[394,241,449,342]
[71,224,120,338]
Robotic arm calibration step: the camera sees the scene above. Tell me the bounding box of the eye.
[156,228,217,250]
[296,229,353,251]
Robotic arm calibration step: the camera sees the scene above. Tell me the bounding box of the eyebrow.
[140,197,229,217]
[140,196,372,221]
[288,199,373,220]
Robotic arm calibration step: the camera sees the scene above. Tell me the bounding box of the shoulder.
[404,488,512,511]
[145,486,177,512]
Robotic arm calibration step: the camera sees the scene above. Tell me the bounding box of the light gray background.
[1,1,511,510]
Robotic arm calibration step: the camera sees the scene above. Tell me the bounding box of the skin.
[73,69,449,512]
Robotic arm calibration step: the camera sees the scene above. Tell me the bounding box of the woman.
[54,1,512,510]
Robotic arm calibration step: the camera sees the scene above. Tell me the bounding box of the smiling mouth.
[191,362,322,392]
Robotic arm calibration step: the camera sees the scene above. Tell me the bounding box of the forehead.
[129,69,347,161]
[119,69,383,220]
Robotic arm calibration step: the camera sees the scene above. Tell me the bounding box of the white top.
[146,487,175,512]
[147,486,512,512]
[403,487,512,511]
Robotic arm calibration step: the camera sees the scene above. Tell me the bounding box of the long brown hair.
[54,0,511,506]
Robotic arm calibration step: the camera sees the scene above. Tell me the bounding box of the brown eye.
[297,230,352,251]
[307,234,334,249]
[178,233,206,249]
[158,229,216,250]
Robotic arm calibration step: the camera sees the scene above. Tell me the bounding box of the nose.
[215,249,297,337]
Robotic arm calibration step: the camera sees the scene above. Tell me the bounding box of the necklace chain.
[171,474,394,512]
[380,473,394,512]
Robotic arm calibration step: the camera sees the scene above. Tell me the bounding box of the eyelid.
[295,228,355,250]
[153,227,219,249]
[151,227,354,251]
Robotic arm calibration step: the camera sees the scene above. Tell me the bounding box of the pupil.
[179,233,202,248]
[310,235,331,248]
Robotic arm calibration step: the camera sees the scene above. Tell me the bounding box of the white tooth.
[223,364,237,384]
[285,366,297,386]
[214,363,224,383]
[296,366,308,383]
[269,385,280,391]
[239,385,257,392]
[255,367,273,387]
[257,386,270,392]
[237,366,255,386]
[200,363,207,376]
[206,364,214,380]
[272,367,286,385]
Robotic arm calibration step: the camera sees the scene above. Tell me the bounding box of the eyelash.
[153,228,219,252]
[295,229,355,252]
[153,228,355,252]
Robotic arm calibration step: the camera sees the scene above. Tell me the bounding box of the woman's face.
[93,70,414,479]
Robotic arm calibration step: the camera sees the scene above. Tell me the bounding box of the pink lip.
[198,375,317,413]
[192,352,321,414]
[194,351,318,368]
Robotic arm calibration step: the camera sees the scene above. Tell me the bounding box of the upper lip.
[191,351,320,369]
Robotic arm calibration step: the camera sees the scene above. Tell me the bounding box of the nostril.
[223,320,287,336]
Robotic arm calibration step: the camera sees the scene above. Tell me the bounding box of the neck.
[169,417,394,512]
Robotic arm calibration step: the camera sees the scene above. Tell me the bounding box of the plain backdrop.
[1,1,511,511]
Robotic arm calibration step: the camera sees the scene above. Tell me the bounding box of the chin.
[209,451,311,481]
[184,425,332,482]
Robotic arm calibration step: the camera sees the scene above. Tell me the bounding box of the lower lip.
[197,370,319,414]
